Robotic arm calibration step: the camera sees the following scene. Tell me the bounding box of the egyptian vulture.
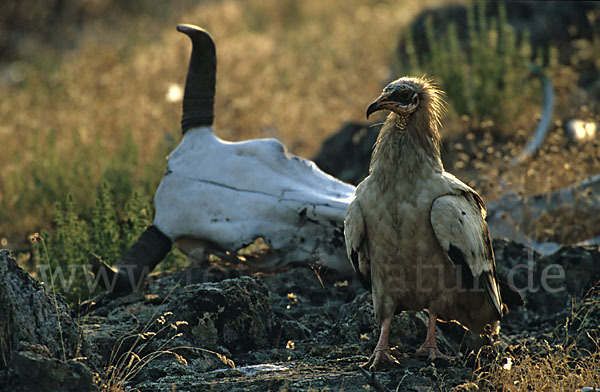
[344,77,513,369]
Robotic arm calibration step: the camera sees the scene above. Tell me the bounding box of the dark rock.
[336,292,377,344]
[493,239,600,325]
[5,349,95,392]
[396,2,600,66]
[3,236,598,391]
[0,250,98,391]
[280,319,312,341]
[336,291,470,357]
[80,275,277,388]
[0,250,82,361]
[166,277,276,353]
[312,122,380,185]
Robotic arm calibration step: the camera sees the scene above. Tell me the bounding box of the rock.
[493,239,600,323]
[312,122,380,185]
[3,236,598,391]
[5,349,95,392]
[336,291,476,357]
[336,292,376,344]
[80,274,277,388]
[396,2,600,67]
[166,276,276,353]
[0,250,98,391]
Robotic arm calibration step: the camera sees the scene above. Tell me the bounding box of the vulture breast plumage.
[344,76,520,369]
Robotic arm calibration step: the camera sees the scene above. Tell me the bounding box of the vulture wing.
[344,197,371,290]
[430,191,502,318]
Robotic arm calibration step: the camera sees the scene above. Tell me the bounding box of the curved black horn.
[177,24,216,133]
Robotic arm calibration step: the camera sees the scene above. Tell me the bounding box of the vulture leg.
[415,312,452,361]
[363,316,399,371]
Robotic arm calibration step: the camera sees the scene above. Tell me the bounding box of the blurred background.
[0,0,599,266]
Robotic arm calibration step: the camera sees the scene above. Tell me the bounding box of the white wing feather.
[430,193,502,317]
[344,197,370,284]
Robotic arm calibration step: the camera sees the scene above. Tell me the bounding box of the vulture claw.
[362,346,400,371]
[415,345,454,362]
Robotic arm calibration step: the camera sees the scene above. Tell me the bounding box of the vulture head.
[367,79,421,118]
[366,77,446,133]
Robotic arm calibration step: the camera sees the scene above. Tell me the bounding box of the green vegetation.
[1,125,174,243]
[1,0,596,249]
[397,1,555,131]
[0,0,406,245]
[0,0,597,303]
[1,1,599,390]
[32,184,185,305]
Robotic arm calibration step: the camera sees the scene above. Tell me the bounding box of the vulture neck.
[370,111,443,191]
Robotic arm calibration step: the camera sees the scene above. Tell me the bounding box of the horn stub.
[177,24,216,133]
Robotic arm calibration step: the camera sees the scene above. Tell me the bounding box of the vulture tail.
[499,279,525,313]
[177,24,216,132]
[350,251,371,291]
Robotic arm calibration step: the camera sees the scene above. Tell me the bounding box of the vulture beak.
[366,92,391,119]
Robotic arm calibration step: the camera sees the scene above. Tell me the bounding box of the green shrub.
[0,124,175,241]
[32,183,186,306]
[397,1,552,131]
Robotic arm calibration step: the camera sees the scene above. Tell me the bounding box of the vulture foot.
[415,312,454,361]
[363,346,400,371]
[364,316,399,370]
[415,344,453,362]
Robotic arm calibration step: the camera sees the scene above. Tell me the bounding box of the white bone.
[153,126,356,273]
[146,24,598,279]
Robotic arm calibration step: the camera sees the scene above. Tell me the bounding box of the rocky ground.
[1,3,599,390]
[1,238,599,392]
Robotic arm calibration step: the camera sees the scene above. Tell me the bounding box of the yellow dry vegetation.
[2,0,599,245]
[0,2,599,389]
[0,0,444,240]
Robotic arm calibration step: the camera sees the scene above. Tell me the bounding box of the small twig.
[359,366,391,392]
[395,373,409,392]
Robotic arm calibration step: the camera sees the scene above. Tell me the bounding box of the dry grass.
[462,288,600,391]
[1,1,599,244]
[442,61,600,244]
[0,0,445,243]
[458,345,600,391]
[1,2,600,387]
[488,348,600,391]
[2,0,599,245]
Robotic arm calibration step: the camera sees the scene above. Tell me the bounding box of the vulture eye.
[391,88,414,104]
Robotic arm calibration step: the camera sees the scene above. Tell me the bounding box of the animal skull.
[155,24,356,273]
[154,126,355,271]
[90,25,356,295]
